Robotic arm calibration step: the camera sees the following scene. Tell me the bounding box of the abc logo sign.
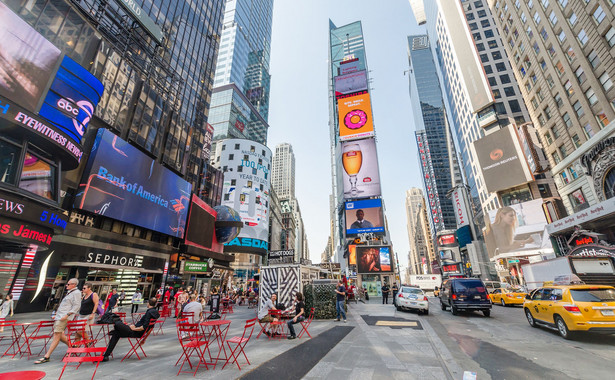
[56,97,94,137]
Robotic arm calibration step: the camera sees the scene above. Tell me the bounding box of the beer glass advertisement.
[341,139,381,199]
[335,70,368,99]
[484,199,552,258]
[337,93,375,141]
[344,198,385,235]
[74,129,192,238]
[357,246,393,273]
[219,139,271,254]
[0,3,62,112]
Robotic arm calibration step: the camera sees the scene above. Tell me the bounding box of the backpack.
[97,312,122,325]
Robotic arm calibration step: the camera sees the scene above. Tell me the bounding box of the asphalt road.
[415,297,615,379]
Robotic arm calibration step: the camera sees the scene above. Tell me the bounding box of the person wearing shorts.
[257,293,278,336]
[35,278,82,364]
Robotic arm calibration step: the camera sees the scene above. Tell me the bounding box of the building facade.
[271,143,296,200]
[405,188,435,275]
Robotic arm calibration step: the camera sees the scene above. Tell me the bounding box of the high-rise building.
[208,0,274,145]
[408,35,461,235]
[271,143,296,200]
[405,188,435,274]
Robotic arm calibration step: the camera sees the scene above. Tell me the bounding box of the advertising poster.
[341,139,381,198]
[337,93,375,141]
[344,198,384,235]
[74,129,192,238]
[356,246,393,273]
[0,3,61,112]
[335,70,368,99]
[474,125,532,193]
[220,139,271,254]
[348,244,357,265]
[185,194,223,253]
[484,199,552,258]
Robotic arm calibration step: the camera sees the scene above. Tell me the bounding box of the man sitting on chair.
[102,298,159,362]
[257,293,278,336]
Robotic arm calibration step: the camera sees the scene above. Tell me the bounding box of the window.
[234,143,240,149]
[570,166,578,180]
[597,111,610,128]
[496,62,507,72]
[18,152,56,200]
[485,30,494,38]
[528,0,534,8]
[584,124,595,138]
[533,42,540,54]
[508,38,515,48]
[585,88,598,105]
[537,88,545,101]
[568,13,577,26]
[600,72,613,92]
[510,100,521,112]
[237,165,243,172]
[544,106,552,120]
[473,32,482,41]
[478,10,487,18]
[493,89,501,99]
[560,171,570,184]
[551,126,560,138]
[546,75,555,88]
[564,80,574,96]
[554,93,563,108]
[573,101,584,117]
[492,51,502,60]
[555,62,564,77]
[526,82,533,92]
[557,31,566,43]
[547,44,556,57]
[560,145,568,158]
[606,27,615,47]
[563,112,572,127]
[515,0,521,8]
[481,20,490,28]
[587,50,600,68]
[0,139,20,186]
[572,134,581,148]
[533,12,541,24]
[504,86,515,96]
[488,77,497,86]
[558,0,568,8]
[541,0,549,8]
[469,22,478,30]
[593,6,606,24]
[521,12,527,23]
[531,97,539,110]
[545,131,553,144]
[484,65,493,74]
[577,29,588,46]
[480,53,489,62]
[513,28,520,40]
[566,47,576,62]
[538,114,546,126]
[575,67,586,84]
[552,151,561,164]
[569,189,589,212]
[466,13,475,21]
[540,27,548,40]
[500,74,511,83]
[488,40,498,49]
[228,154,234,160]
[221,144,226,151]
[549,11,558,25]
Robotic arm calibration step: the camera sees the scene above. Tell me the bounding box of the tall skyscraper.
[408,35,461,235]
[271,143,296,200]
[208,0,274,145]
[405,188,435,274]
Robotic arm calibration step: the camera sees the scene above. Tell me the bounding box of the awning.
[491,248,554,262]
[62,261,163,274]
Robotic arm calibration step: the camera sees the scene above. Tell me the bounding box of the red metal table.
[0,371,46,380]
[2,322,33,358]
[199,319,231,369]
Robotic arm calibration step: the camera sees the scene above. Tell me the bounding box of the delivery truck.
[408,274,442,291]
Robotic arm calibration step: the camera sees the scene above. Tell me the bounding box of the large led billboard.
[341,138,381,198]
[345,198,384,235]
[337,93,375,141]
[357,246,393,273]
[474,125,533,193]
[74,129,192,238]
[219,139,271,254]
[0,3,61,112]
[484,199,552,258]
[335,70,368,99]
[38,56,104,145]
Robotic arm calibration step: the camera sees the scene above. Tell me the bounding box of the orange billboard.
[337,93,375,140]
[349,244,357,265]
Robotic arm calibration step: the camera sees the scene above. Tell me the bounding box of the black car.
[440,278,492,317]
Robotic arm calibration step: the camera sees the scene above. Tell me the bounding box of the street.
[422,297,615,379]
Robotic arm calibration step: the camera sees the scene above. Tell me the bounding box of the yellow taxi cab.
[523,284,615,339]
[490,287,527,307]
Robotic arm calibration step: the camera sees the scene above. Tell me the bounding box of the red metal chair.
[115,312,127,323]
[268,310,286,339]
[222,318,256,370]
[298,308,315,338]
[176,322,209,376]
[23,320,55,358]
[152,315,166,336]
[121,319,157,361]
[59,347,106,380]
[0,320,18,357]
[66,320,96,348]
[131,312,145,324]
[181,311,195,323]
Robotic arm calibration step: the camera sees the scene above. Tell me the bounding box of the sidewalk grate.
[361,315,423,330]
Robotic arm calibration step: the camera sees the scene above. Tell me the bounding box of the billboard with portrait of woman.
[356,246,393,273]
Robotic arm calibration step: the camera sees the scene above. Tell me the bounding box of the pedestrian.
[106,289,119,313]
[334,280,347,322]
[101,298,159,362]
[0,294,14,331]
[286,292,305,340]
[381,282,390,304]
[257,293,278,336]
[183,294,203,323]
[75,283,99,343]
[392,282,399,306]
[119,289,126,307]
[34,278,81,364]
[131,289,142,314]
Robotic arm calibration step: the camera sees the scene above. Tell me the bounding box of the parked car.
[396,286,429,315]
[490,287,528,307]
[524,285,615,339]
[440,278,492,317]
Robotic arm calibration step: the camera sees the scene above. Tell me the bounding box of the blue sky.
[267,0,425,270]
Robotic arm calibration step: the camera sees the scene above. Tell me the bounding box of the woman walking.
[0,294,14,332]
[75,283,99,343]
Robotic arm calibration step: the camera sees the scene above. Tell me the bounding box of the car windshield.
[401,287,423,295]
[454,280,486,294]
[570,288,615,302]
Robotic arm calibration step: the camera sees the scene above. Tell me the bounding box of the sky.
[267,0,426,271]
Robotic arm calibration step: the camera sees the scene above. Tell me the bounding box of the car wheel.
[396,306,402,312]
[525,308,537,327]
[424,309,429,315]
[440,301,446,311]
[451,305,459,315]
[500,299,506,307]
[555,315,574,340]
[483,309,491,317]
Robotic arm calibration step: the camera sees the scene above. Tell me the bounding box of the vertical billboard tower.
[329,20,396,296]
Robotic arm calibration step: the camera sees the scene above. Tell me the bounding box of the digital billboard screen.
[344,198,384,235]
[38,56,104,145]
[0,3,62,112]
[185,194,223,253]
[341,139,381,199]
[356,246,393,273]
[337,93,375,141]
[74,129,192,238]
[484,199,552,258]
[335,70,368,99]
[474,125,532,193]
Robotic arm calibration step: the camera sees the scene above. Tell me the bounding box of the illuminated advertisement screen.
[341,139,381,199]
[357,246,393,273]
[345,198,384,235]
[335,70,367,99]
[484,199,552,258]
[338,93,375,141]
[38,56,104,145]
[349,244,356,265]
[74,129,192,238]
[185,194,223,253]
[0,3,61,112]
[438,234,456,246]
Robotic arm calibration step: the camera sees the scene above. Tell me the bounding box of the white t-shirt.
[183,301,203,323]
[258,299,275,319]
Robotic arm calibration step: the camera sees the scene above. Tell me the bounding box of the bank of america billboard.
[219,139,271,254]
